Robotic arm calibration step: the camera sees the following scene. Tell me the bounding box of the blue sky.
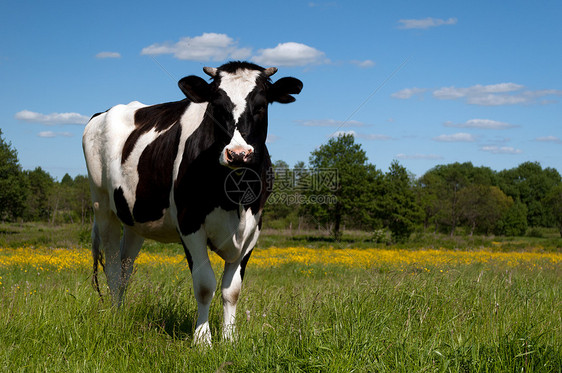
[1,0,561,180]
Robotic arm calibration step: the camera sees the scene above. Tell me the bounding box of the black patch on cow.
[132,120,182,223]
[122,100,189,164]
[207,239,218,253]
[239,249,253,281]
[113,187,134,226]
[89,110,108,121]
[180,239,194,272]
[171,62,288,235]
[174,106,222,235]
[251,148,273,215]
[218,61,265,75]
[174,102,272,236]
[175,147,225,235]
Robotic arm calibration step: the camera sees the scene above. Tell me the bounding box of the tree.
[422,163,470,235]
[498,162,561,227]
[61,173,74,187]
[24,167,54,221]
[306,134,382,239]
[495,200,528,236]
[49,178,74,224]
[545,184,562,237]
[0,129,28,221]
[421,162,502,235]
[458,185,512,235]
[415,172,447,232]
[264,160,298,228]
[380,161,423,242]
[73,175,92,225]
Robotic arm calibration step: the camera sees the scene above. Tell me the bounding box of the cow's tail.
[91,221,104,297]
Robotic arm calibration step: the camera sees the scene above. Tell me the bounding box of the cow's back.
[83,99,213,242]
[83,101,146,194]
[83,101,182,241]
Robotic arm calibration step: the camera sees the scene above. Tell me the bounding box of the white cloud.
[480,146,522,154]
[535,136,562,144]
[391,87,426,99]
[141,33,252,61]
[350,59,375,68]
[298,119,365,127]
[433,133,476,142]
[252,42,328,66]
[398,17,457,30]
[444,119,517,129]
[38,131,73,138]
[38,131,56,138]
[330,130,356,138]
[15,110,89,125]
[141,35,329,67]
[431,83,561,106]
[467,94,527,106]
[433,83,523,99]
[96,51,121,59]
[396,153,444,160]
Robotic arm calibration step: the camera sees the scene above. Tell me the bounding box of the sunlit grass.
[1,244,561,371]
[1,245,560,272]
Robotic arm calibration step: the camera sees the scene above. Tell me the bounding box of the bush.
[371,229,386,243]
[527,227,544,238]
[495,201,528,236]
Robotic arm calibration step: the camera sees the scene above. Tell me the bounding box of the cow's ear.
[178,76,212,103]
[269,77,303,104]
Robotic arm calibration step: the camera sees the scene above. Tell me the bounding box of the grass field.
[1,224,561,372]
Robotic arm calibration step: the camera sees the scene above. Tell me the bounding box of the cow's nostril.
[225,147,253,164]
[225,149,234,161]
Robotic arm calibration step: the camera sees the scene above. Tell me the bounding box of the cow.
[82,61,302,345]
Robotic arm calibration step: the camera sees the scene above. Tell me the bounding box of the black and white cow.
[82,61,302,345]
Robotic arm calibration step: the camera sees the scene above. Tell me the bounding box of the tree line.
[2,130,562,241]
[0,129,92,225]
[265,134,562,241]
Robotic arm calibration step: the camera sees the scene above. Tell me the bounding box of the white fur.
[217,69,259,166]
[218,69,260,123]
[172,103,209,180]
[219,128,254,166]
[83,101,146,191]
[204,206,260,263]
[180,228,216,346]
[186,206,261,343]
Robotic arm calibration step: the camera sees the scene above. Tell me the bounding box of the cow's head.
[178,61,302,168]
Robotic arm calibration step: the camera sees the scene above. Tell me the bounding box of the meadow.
[1,224,561,372]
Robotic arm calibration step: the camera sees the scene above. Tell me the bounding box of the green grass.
[1,223,561,371]
[1,254,561,372]
[260,227,562,251]
[0,222,91,249]
[2,222,561,251]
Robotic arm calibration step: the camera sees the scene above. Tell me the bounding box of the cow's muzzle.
[223,147,254,167]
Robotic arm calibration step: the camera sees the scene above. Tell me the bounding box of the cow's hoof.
[193,323,212,347]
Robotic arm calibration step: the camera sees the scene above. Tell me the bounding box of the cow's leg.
[93,201,123,307]
[221,249,253,341]
[118,226,144,303]
[91,220,102,295]
[181,229,217,346]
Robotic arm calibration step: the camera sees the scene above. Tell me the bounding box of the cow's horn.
[203,67,217,77]
[264,67,278,77]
